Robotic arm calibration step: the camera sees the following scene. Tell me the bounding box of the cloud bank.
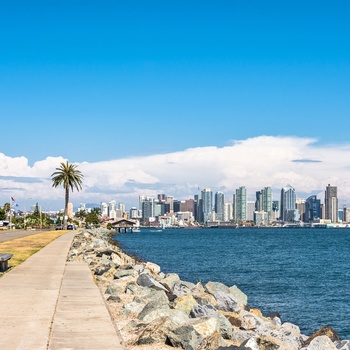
[1,136,350,211]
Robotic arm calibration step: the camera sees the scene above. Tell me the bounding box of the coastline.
[68,227,348,350]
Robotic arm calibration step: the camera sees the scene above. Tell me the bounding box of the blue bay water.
[114,227,350,339]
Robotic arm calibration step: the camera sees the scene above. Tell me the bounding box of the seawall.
[67,227,348,350]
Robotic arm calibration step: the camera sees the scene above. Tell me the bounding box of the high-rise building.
[280,185,296,222]
[246,201,255,221]
[325,184,338,223]
[224,201,233,222]
[100,202,108,217]
[141,197,154,222]
[234,186,247,223]
[255,187,272,223]
[215,191,225,221]
[304,195,321,222]
[201,188,213,223]
[129,207,138,219]
[108,200,117,220]
[296,199,306,222]
[272,200,280,221]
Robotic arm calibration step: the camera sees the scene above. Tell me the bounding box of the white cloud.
[1,136,350,210]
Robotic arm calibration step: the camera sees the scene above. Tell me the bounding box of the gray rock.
[114,268,137,279]
[303,335,338,350]
[161,273,180,291]
[205,281,231,295]
[335,340,350,350]
[213,291,239,312]
[217,313,234,340]
[190,304,218,318]
[105,280,126,295]
[138,298,170,320]
[172,280,196,297]
[94,265,111,276]
[168,317,222,350]
[229,285,248,308]
[137,273,168,292]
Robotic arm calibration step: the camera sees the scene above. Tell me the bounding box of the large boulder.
[137,273,168,292]
[229,285,248,308]
[174,295,198,315]
[161,273,181,292]
[168,317,223,350]
[302,335,338,350]
[304,325,341,347]
[172,280,196,297]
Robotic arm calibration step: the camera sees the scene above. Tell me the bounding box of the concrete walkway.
[0,231,125,350]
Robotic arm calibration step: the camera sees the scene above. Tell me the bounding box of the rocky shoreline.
[67,228,349,350]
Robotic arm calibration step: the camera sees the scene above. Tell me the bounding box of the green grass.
[0,230,69,275]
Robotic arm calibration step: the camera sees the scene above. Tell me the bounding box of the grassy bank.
[0,230,68,275]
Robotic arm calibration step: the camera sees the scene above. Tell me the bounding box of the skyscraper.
[325,184,338,223]
[201,188,213,223]
[304,195,321,222]
[224,201,233,222]
[215,191,225,221]
[280,184,296,222]
[255,187,272,223]
[234,186,247,223]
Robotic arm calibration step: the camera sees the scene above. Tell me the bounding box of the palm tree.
[51,161,84,229]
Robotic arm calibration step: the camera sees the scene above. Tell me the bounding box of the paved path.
[0,231,125,350]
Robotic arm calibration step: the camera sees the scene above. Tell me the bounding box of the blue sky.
[1,1,350,210]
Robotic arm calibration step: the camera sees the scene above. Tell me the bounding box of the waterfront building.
[129,207,138,219]
[280,184,296,222]
[154,203,164,217]
[224,201,233,222]
[118,202,125,215]
[115,209,123,218]
[201,188,213,224]
[342,206,350,223]
[215,191,225,221]
[325,184,338,223]
[100,202,108,217]
[296,199,306,222]
[108,200,117,220]
[234,186,247,223]
[254,211,268,226]
[272,200,280,221]
[141,197,154,222]
[255,187,272,223]
[304,195,321,222]
[166,196,174,214]
[246,201,255,221]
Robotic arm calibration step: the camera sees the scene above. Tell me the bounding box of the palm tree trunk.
[63,185,69,229]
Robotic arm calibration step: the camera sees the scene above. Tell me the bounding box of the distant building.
[280,184,296,222]
[129,207,138,219]
[141,197,154,222]
[256,187,272,223]
[215,191,225,221]
[201,188,213,223]
[100,202,108,217]
[234,186,247,223]
[272,200,280,221]
[325,184,338,223]
[304,195,321,222]
[108,200,117,220]
[296,199,306,222]
[246,201,255,221]
[224,201,233,222]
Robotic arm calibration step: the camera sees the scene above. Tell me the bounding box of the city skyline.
[1,3,350,210]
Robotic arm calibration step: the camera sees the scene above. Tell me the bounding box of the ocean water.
[114,227,350,339]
